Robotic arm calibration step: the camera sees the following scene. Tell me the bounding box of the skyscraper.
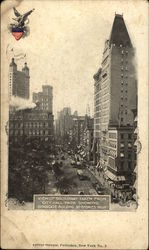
[9,58,30,99]
[93,14,137,181]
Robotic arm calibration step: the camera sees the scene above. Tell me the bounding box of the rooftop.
[109,14,132,47]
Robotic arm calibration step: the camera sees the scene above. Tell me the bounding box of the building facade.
[55,107,73,140]
[9,58,30,99]
[33,85,53,113]
[81,116,94,161]
[9,106,54,143]
[93,14,137,182]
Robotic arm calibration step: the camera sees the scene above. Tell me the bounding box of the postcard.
[1,0,148,249]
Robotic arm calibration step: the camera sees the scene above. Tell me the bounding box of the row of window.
[109,141,117,148]
[9,129,49,135]
[25,115,48,119]
[120,152,136,160]
[120,161,132,169]
[109,132,117,139]
[121,66,128,71]
[120,133,132,139]
[121,50,129,54]
[9,122,50,128]
[120,110,128,115]
[121,74,128,78]
[121,58,128,63]
[120,142,132,148]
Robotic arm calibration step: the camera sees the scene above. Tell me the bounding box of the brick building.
[32,85,53,113]
[9,106,54,143]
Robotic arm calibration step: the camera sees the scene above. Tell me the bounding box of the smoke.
[6,46,26,62]
[9,96,36,111]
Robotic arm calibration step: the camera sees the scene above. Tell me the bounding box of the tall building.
[32,85,53,113]
[55,107,73,140]
[93,14,137,182]
[81,116,94,161]
[71,116,86,146]
[9,58,30,99]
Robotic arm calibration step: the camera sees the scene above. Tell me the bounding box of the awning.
[105,170,125,181]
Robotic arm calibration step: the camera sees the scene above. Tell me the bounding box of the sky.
[2,0,148,118]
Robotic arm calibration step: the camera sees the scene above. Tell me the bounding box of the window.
[102,72,107,78]
[128,162,131,168]
[120,143,124,148]
[121,118,123,122]
[128,143,132,148]
[125,110,127,114]
[120,152,124,157]
[121,162,124,168]
[128,134,132,139]
[128,154,131,159]
[109,133,117,139]
[121,134,124,139]
[10,130,13,135]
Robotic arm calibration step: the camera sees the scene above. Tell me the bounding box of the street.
[45,153,109,196]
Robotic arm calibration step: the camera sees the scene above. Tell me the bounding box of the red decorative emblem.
[9,7,35,41]
[12,28,24,40]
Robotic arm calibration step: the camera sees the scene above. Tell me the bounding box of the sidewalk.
[87,165,109,189]
[87,165,137,211]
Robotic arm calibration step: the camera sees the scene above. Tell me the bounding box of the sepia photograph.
[7,3,137,211]
[1,0,148,249]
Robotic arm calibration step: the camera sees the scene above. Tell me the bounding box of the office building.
[93,14,137,182]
